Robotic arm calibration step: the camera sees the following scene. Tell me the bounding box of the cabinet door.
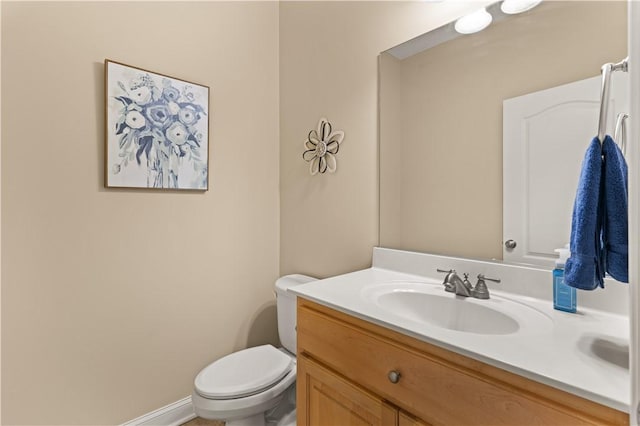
[398,411,431,426]
[297,354,398,426]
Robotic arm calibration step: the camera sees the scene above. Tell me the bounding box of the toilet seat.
[195,345,294,400]
[192,349,297,422]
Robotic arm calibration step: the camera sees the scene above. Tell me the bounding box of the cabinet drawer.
[297,299,628,426]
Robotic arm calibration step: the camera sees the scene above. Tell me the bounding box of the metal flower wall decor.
[303,117,344,175]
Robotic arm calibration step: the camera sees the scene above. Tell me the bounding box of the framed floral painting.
[105,60,209,190]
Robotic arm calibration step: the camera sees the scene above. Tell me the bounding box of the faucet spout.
[442,271,472,297]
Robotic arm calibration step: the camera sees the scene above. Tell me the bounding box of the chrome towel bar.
[597,56,628,144]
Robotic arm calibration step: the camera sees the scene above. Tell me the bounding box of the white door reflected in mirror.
[503,74,629,267]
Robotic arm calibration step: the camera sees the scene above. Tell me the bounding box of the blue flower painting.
[105,60,209,190]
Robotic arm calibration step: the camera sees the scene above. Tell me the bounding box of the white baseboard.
[121,396,196,426]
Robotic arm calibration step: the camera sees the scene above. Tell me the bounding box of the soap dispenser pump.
[553,246,577,313]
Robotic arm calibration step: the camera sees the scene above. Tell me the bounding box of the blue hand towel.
[602,136,628,282]
[565,137,604,290]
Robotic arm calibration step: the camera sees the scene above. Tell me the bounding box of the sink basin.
[577,334,629,370]
[363,281,553,336]
[377,291,519,334]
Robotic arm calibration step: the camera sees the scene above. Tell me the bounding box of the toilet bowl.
[192,274,316,426]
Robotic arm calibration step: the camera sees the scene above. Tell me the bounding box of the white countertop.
[290,265,630,412]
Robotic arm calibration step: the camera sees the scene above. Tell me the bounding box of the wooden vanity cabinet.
[296,299,628,426]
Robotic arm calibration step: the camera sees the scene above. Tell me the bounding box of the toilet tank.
[275,274,317,354]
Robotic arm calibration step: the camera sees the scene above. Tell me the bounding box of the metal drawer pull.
[388,370,401,384]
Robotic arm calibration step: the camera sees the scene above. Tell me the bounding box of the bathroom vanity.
[292,249,630,425]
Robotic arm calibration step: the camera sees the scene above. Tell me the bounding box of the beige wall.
[379,1,627,261]
[279,1,489,278]
[1,2,279,424]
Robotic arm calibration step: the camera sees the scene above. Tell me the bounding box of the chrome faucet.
[437,269,501,299]
[437,269,472,297]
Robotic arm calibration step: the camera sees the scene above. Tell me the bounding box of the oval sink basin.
[363,282,553,336]
[377,291,519,334]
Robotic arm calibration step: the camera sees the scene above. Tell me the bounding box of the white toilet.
[192,274,316,426]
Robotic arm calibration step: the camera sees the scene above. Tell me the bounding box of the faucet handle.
[472,274,500,299]
[477,274,501,283]
[462,273,473,291]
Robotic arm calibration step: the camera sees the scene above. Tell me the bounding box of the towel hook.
[597,57,628,144]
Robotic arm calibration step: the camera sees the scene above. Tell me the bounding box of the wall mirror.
[379,1,627,267]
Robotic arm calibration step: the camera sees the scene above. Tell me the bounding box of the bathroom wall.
[1,2,279,424]
[279,1,491,278]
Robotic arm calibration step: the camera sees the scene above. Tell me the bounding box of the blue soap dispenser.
[553,247,576,313]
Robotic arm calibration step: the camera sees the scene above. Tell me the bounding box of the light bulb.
[454,8,493,35]
[501,0,542,15]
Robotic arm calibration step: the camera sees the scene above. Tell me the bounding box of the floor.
[181,418,224,426]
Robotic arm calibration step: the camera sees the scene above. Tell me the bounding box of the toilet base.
[273,408,296,426]
[227,413,266,426]
[223,408,296,426]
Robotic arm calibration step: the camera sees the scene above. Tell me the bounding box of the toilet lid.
[195,345,294,399]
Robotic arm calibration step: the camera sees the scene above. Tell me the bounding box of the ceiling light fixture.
[454,8,493,35]
[500,0,542,15]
